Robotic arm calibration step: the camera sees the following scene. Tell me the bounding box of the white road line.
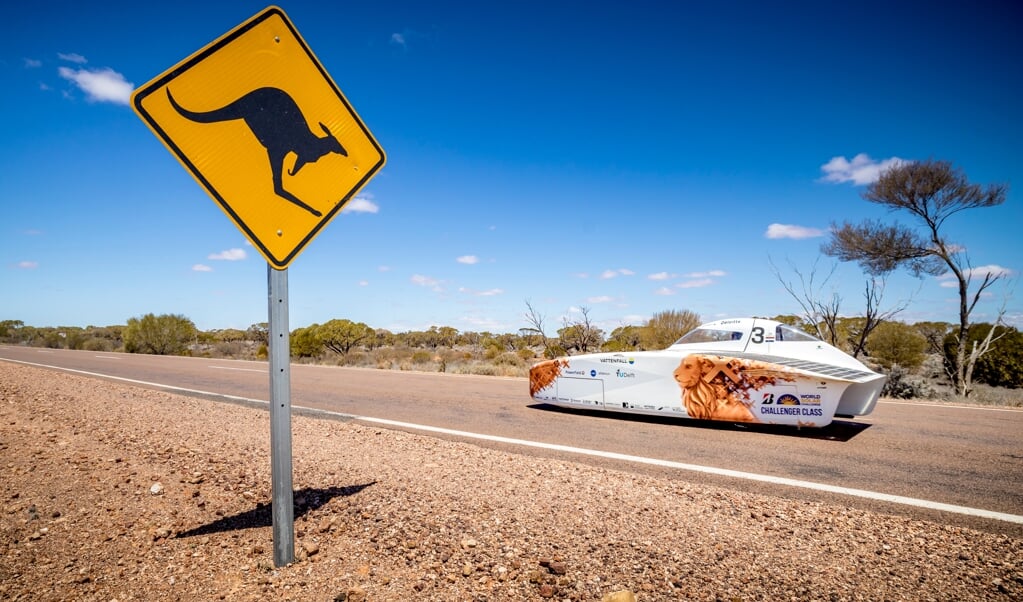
[879,399,1023,413]
[95,355,121,360]
[209,365,265,373]
[4,356,1022,525]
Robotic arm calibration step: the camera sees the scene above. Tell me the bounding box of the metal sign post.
[268,265,294,565]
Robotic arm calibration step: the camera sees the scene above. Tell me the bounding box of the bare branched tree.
[823,159,1008,397]
[845,275,913,358]
[768,256,842,346]
[523,300,556,358]
[559,306,603,354]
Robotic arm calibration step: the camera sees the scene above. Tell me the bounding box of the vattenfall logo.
[600,357,635,364]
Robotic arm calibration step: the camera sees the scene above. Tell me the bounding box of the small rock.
[302,541,320,557]
[334,585,367,602]
[602,591,637,602]
[547,560,567,575]
[149,482,164,496]
[538,583,555,598]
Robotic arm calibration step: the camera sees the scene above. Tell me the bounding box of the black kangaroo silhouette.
[167,87,348,218]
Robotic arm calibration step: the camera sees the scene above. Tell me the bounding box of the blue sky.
[3,1,1021,335]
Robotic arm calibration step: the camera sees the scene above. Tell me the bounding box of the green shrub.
[493,352,524,367]
[867,321,927,370]
[943,324,1023,388]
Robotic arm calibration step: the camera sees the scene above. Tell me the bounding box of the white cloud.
[192,264,213,272]
[654,287,675,296]
[938,264,1013,287]
[648,272,675,280]
[765,223,825,239]
[819,153,906,185]
[457,255,479,265]
[57,52,87,64]
[600,268,634,279]
[459,287,504,297]
[574,272,590,279]
[677,278,714,289]
[343,193,379,213]
[685,270,726,278]
[208,248,247,261]
[587,295,614,303]
[390,33,406,47]
[23,58,42,68]
[461,315,506,330]
[358,280,369,286]
[378,265,391,272]
[57,66,133,105]
[17,261,39,270]
[411,274,443,292]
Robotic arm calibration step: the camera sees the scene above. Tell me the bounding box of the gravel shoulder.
[1,362,1021,601]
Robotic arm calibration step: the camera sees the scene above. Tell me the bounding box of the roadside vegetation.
[1,311,1020,406]
[2,160,1018,405]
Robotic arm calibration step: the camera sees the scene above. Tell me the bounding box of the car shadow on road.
[175,482,376,538]
[527,403,871,442]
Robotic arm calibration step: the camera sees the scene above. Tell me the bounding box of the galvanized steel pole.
[268,265,294,566]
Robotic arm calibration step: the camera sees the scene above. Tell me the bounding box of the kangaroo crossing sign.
[132,6,386,268]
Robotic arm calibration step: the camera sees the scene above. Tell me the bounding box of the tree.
[123,313,197,355]
[958,325,1023,388]
[604,324,643,351]
[769,257,843,346]
[0,320,24,342]
[317,319,373,355]
[290,324,323,357]
[866,321,927,370]
[913,321,953,355]
[246,322,269,345]
[558,306,603,354]
[842,276,912,357]
[823,159,1008,397]
[523,300,557,358]
[640,309,700,350]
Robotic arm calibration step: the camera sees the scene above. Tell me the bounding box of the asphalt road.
[2,345,1021,536]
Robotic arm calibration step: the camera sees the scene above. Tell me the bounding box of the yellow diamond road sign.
[131,6,386,269]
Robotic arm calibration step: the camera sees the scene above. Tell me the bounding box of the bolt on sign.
[131,5,386,269]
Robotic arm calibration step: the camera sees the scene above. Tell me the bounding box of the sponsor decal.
[799,394,822,405]
[778,394,799,405]
[615,369,636,378]
[590,369,597,377]
[761,393,799,405]
[564,369,586,375]
[760,406,824,417]
[599,356,635,364]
